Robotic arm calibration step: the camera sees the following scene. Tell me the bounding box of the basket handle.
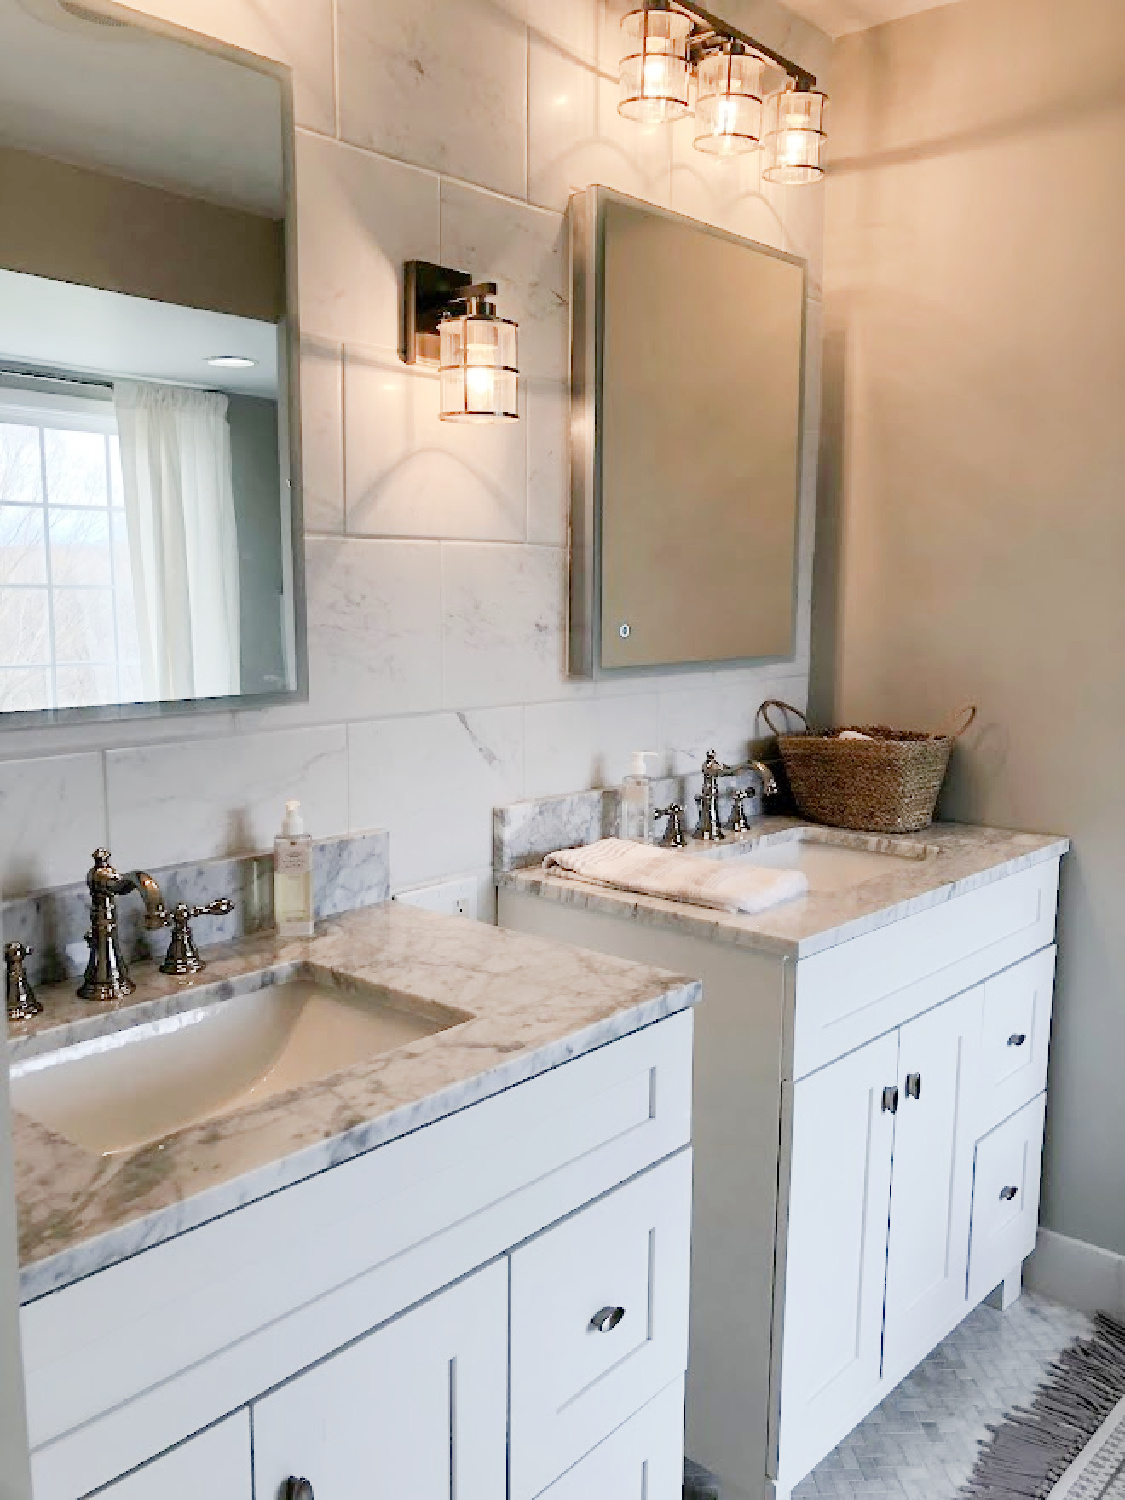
[936,704,978,740]
[759,699,811,737]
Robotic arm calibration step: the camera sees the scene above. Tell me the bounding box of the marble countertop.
[500,818,1069,961]
[8,903,699,1303]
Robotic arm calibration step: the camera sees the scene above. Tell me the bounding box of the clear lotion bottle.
[275,799,314,938]
[620,751,658,843]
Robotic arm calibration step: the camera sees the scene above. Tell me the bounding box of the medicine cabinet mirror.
[569,186,806,677]
[0,0,305,726]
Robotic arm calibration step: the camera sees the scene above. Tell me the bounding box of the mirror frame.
[567,184,807,680]
[0,0,307,730]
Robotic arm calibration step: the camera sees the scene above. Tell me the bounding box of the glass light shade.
[439,313,518,422]
[694,50,763,155]
[763,87,827,183]
[619,6,691,124]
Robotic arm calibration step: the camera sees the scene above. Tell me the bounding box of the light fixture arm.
[651,0,817,92]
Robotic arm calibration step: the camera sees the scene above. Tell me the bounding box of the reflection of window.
[0,385,141,712]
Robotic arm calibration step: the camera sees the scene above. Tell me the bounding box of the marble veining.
[3,830,389,988]
[9,902,698,1302]
[499,818,1070,960]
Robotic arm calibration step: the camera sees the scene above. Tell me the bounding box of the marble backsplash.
[494,768,779,872]
[3,829,389,988]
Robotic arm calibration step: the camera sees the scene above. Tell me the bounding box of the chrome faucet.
[77,849,167,1002]
[696,750,736,842]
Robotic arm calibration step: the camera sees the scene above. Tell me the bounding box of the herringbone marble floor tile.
[791,1294,1091,1500]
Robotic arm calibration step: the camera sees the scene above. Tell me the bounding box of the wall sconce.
[403,260,519,423]
[618,1,691,124]
[763,83,828,183]
[617,2,826,182]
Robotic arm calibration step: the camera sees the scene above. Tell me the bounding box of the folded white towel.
[542,839,809,915]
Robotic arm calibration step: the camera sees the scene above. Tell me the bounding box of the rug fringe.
[961,1314,1125,1499]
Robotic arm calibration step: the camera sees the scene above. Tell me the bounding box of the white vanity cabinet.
[19,1010,695,1500]
[499,850,1063,1500]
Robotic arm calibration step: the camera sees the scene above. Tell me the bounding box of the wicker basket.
[759,700,977,835]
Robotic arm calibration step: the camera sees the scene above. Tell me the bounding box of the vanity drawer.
[967,1094,1046,1305]
[509,1149,692,1500]
[537,1376,686,1500]
[977,948,1055,1135]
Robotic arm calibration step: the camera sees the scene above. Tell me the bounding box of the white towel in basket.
[542,839,808,915]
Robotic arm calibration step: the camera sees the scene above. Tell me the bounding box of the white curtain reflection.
[113,381,240,702]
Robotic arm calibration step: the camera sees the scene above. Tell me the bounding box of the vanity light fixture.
[403,260,519,423]
[206,354,258,369]
[618,1,826,181]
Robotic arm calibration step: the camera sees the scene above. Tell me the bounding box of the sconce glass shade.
[694,49,763,155]
[439,311,518,422]
[619,5,691,124]
[763,87,827,183]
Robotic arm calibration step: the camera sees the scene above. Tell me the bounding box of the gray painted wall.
[813,0,1125,1255]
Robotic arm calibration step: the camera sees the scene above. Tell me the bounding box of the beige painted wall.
[813,0,1125,1253]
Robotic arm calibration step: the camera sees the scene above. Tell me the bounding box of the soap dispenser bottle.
[621,752,659,843]
[274,799,314,938]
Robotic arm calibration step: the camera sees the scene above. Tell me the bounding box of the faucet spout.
[133,870,169,931]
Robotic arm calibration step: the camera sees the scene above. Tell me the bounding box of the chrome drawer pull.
[590,1305,626,1333]
[882,1085,899,1114]
[905,1072,922,1101]
[1007,1032,1028,1047]
[285,1479,314,1500]
[1000,1185,1019,1202]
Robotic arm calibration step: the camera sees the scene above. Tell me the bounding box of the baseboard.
[1025,1228,1125,1318]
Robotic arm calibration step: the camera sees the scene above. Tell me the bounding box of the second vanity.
[497,808,1068,1500]
[8,896,698,1500]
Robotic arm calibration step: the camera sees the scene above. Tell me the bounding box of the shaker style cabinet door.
[775,1030,899,1490]
[95,1415,251,1500]
[251,1262,507,1500]
[881,986,982,1382]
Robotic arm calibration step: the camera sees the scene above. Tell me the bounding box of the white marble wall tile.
[523,694,662,800]
[344,349,527,542]
[439,184,568,382]
[526,383,569,547]
[0,754,106,898]
[106,726,349,870]
[504,0,597,64]
[349,710,524,888]
[527,34,672,213]
[296,132,439,349]
[442,543,578,708]
[304,538,443,721]
[657,671,809,774]
[300,337,345,535]
[336,0,528,200]
[764,171,826,299]
[669,113,787,248]
[130,0,337,136]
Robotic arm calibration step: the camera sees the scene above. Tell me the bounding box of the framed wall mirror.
[0,0,305,726]
[569,186,806,678]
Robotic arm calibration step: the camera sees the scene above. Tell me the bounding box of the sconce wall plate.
[403,259,473,366]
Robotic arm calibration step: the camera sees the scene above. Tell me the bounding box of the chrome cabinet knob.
[882,1085,899,1114]
[1000,1185,1019,1202]
[1007,1032,1028,1047]
[589,1305,626,1333]
[284,1479,314,1500]
[905,1072,922,1101]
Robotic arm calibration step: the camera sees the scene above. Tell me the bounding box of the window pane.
[53,587,113,662]
[0,505,47,585]
[0,666,49,712]
[0,424,42,505]
[109,436,125,508]
[55,663,117,709]
[44,429,108,508]
[49,508,112,585]
[0,586,50,665]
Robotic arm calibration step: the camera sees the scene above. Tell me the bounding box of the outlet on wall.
[392,876,480,920]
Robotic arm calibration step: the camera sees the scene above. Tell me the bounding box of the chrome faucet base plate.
[78,976,137,1004]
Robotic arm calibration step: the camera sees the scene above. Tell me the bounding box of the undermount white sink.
[698,827,939,894]
[9,970,470,1157]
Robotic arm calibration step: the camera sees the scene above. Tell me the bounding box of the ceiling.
[0,268,280,398]
[779,0,961,38]
[0,0,284,215]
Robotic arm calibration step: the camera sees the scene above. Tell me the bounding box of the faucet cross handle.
[655,804,687,849]
[729,786,758,835]
[155,899,235,977]
[6,942,43,1023]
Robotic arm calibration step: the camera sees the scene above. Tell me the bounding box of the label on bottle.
[275,839,310,875]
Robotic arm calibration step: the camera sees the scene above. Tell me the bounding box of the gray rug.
[963,1315,1125,1500]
